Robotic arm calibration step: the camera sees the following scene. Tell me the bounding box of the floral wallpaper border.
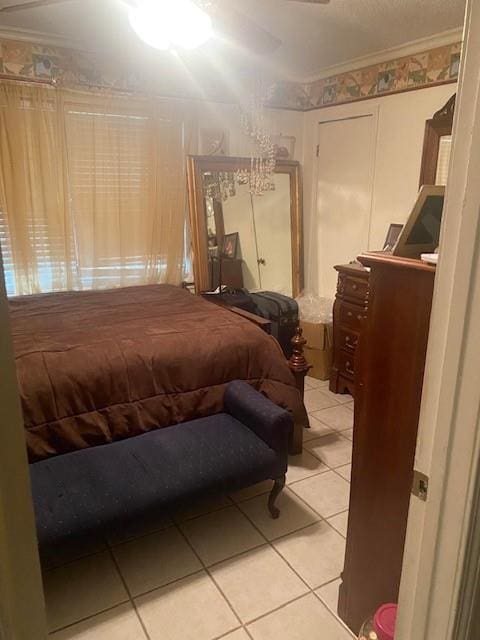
[0,37,461,111]
[269,41,461,111]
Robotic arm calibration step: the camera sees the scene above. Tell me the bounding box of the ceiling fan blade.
[208,4,282,55]
[0,0,73,13]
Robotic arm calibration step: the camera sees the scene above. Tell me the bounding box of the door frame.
[396,1,480,637]
[0,252,47,639]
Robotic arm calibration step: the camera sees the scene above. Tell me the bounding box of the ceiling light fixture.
[129,0,213,51]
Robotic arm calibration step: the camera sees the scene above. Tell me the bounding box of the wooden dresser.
[330,263,369,397]
[338,252,436,634]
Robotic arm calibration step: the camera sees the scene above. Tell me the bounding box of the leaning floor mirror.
[187,156,303,297]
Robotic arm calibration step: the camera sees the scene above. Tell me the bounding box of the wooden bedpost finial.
[289,326,311,451]
[289,327,311,375]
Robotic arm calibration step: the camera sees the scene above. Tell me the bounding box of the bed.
[9,284,307,462]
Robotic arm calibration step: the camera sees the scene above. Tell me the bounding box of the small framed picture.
[272,134,296,159]
[222,232,239,259]
[383,223,404,251]
[199,129,229,156]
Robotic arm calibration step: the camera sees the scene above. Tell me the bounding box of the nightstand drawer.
[339,302,366,331]
[343,276,369,302]
[339,327,359,352]
[338,350,355,379]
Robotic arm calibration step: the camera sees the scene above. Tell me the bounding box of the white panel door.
[253,173,293,295]
[316,114,376,299]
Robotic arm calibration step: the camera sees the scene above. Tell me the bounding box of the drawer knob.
[351,283,358,290]
[347,311,353,317]
[357,314,362,321]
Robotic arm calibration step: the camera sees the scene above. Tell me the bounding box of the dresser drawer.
[343,275,369,302]
[339,302,366,331]
[339,327,359,352]
[338,350,355,379]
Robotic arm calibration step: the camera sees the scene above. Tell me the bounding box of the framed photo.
[199,128,229,156]
[222,232,239,259]
[383,223,404,251]
[393,185,445,258]
[272,134,296,160]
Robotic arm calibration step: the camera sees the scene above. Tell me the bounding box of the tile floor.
[43,376,355,640]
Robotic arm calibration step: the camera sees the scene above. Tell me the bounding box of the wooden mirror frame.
[187,155,304,296]
[419,93,456,188]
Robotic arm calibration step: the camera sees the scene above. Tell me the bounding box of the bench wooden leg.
[268,475,286,519]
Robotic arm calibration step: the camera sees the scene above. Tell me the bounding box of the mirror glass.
[202,171,293,295]
[435,134,452,186]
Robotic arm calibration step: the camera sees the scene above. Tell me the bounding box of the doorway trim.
[396,1,480,637]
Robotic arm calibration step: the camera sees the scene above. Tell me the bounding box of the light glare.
[129,0,213,51]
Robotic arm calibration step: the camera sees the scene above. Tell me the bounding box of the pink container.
[373,603,397,640]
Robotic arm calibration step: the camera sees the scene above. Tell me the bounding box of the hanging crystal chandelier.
[238,76,277,196]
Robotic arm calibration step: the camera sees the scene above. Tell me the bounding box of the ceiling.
[0,0,467,80]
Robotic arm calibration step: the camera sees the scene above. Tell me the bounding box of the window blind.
[0,83,191,296]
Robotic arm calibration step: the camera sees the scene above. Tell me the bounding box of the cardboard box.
[301,320,333,381]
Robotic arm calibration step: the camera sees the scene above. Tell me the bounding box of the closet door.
[316,114,376,299]
[252,173,293,295]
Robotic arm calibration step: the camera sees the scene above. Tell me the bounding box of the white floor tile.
[211,546,308,623]
[221,630,251,640]
[248,593,353,640]
[40,534,107,570]
[179,506,264,566]
[43,551,128,632]
[335,465,352,482]
[305,376,329,389]
[173,494,232,523]
[136,571,238,640]
[328,511,349,538]
[238,487,319,541]
[316,578,342,615]
[289,471,350,518]
[112,526,202,596]
[304,388,339,412]
[304,433,353,469]
[303,414,335,441]
[319,388,353,405]
[106,510,172,546]
[286,450,327,484]
[230,480,273,503]
[274,522,346,589]
[311,405,353,432]
[50,603,146,639]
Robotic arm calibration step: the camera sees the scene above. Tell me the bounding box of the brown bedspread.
[9,284,305,462]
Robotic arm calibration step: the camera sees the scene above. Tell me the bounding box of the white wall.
[195,102,304,162]
[302,83,457,297]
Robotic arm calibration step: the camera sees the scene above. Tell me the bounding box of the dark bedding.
[9,284,305,462]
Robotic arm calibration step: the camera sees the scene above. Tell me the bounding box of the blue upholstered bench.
[30,380,291,547]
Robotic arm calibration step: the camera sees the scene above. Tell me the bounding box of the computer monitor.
[393,185,445,259]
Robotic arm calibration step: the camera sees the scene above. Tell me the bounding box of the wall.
[195,102,304,162]
[302,83,457,298]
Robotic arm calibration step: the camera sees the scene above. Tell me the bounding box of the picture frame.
[199,129,229,156]
[393,185,445,258]
[383,223,404,252]
[272,134,296,160]
[221,232,239,259]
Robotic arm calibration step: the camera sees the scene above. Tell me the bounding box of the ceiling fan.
[0,0,331,55]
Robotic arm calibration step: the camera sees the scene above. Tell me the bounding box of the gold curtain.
[0,82,73,295]
[0,81,196,295]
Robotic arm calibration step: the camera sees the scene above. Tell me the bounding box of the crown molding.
[0,25,86,51]
[296,27,464,85]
